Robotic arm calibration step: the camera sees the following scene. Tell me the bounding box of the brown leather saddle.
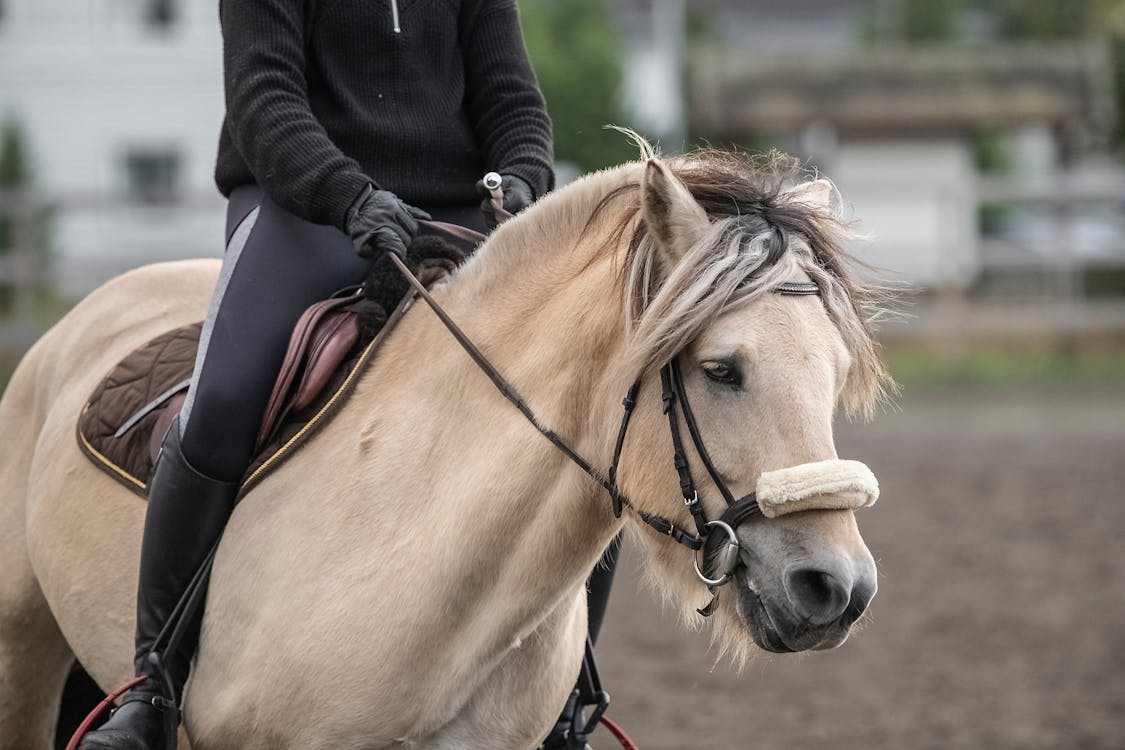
[77,236,469,498]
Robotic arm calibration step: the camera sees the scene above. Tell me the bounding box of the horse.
[0,141,893,749]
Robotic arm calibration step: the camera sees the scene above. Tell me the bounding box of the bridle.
[387,246,823,616]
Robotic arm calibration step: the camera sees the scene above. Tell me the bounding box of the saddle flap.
[149,392,188,464]
[292,310,360,412]
[256,290,362,450]
[78,233,471,498]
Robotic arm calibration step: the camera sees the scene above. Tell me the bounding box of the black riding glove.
[476,173,535,225]
[346,184,431,260]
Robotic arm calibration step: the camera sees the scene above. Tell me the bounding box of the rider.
[79,2,613,749]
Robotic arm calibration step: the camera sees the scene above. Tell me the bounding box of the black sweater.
[215,0,555,230]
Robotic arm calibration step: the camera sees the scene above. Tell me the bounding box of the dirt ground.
[589,385,1125,750]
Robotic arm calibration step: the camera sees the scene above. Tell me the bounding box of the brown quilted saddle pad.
[77,249,462,499]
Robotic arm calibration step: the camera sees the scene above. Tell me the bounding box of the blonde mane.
[568,144,894,419]
[467,141,893,418]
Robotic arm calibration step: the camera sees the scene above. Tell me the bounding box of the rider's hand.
[476,174,535,222]
[346,184,431,259]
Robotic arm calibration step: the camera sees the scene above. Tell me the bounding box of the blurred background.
[1,1,1123,748]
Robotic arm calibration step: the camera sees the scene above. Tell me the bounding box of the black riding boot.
[79,421,239,750]
[540,535,622,750]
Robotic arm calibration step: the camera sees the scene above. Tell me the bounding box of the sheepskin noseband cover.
[755,459,879,519]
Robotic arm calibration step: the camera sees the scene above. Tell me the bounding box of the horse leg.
[0,562,75,749]
[0,349,77,749]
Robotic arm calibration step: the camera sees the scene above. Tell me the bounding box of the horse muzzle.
[696,459,881,652]
[736,558,877,653]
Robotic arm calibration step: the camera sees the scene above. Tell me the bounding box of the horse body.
[186,213,634,747]
[0,151,891,749]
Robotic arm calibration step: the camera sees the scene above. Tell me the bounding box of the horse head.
[594,143,892,661]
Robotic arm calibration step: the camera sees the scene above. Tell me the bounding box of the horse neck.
[343,177,637,625]
[434,167,644,464]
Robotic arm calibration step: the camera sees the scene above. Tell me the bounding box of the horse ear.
[784,178,833,208]
[641,159,710,267]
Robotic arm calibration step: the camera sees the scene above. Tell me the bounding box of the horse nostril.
[839,580,876,629]
[783,566,851,626]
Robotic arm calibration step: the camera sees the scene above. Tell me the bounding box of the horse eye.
[702,359,740,387]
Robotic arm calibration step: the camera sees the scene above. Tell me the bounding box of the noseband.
[389,253,877,617]
[643,355,878,613]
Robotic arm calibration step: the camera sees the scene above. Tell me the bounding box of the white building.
[612,0,1118,293]
[0,0,226,297]
[2,0,1119,298]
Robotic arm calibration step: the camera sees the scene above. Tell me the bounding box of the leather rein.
[392,226,821,615]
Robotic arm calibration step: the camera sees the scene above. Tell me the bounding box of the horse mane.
[583,138,895,419]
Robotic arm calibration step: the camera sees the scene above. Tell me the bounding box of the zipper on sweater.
[390,0,401,33]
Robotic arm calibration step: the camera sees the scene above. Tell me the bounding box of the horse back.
[3,259,218,482]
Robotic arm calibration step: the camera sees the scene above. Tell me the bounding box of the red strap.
[600,715,640,750]
[65,674,150,750]
[66,673,638,749]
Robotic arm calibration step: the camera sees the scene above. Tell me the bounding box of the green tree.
[0,117,32,256]
[980,0,1096,40]
[0,116,53,317]
[519,0,635,173]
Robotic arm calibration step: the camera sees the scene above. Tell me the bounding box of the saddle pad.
[76,238,469,499]
[76,294,410,499]
[77,324,203,493]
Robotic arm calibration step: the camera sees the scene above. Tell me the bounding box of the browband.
[774,281,819,296]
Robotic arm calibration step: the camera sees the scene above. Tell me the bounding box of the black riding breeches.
[178,184,486,482]
[176,184,618,659]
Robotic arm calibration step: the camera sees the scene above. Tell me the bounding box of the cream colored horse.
[0,146,891,749]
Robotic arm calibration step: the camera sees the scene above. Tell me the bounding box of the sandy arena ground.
[590,385,1125,750]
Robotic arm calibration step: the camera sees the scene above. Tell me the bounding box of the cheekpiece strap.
[697,590,720,617]
[606,382,640,518]
[638,510,703,551]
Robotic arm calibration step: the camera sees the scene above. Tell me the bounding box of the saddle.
[77,236,468,498]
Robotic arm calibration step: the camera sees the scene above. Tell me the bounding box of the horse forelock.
[578,146,895,421]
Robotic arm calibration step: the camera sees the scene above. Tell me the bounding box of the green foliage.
[970,128,1011,173]
[0,116,52,315]
[979,0,1095,40]
[518,0,635,173]
[1110,36,1125,149]
[858,0,1110,45]
[0,117,32,256]
[0,352,15,397]
[0,117,30,190]
[903,0,965,42]
[857,0,968,45]
[885,340,1125,386]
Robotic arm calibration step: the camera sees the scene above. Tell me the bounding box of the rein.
[388,252,720,547]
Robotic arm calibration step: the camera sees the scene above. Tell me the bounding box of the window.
[122,148,181,205]
[144,0,176,32]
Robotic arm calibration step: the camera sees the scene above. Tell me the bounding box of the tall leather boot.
[79,421,239,750]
